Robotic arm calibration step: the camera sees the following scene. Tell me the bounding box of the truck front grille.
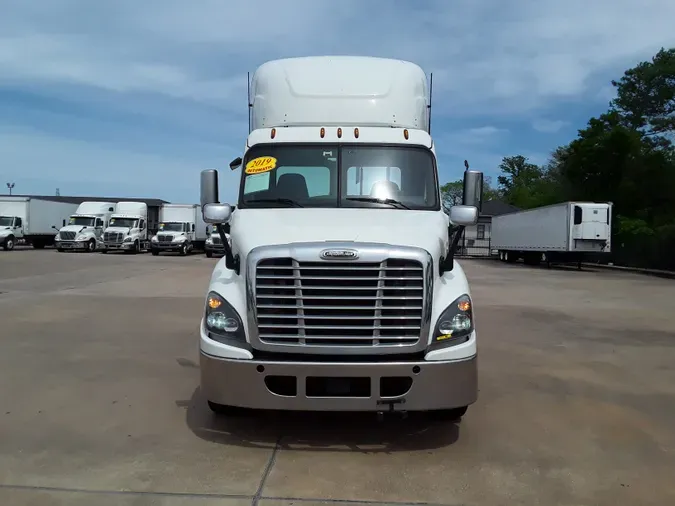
[104,232,123,244]
[158,235,174,242]
[254,258,424,347]
[212,236,222,245]
[60,231,76,240]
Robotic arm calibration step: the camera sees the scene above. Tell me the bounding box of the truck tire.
[205,250,213,258]
[207,401,246,416]
[179,243,188,256]
[431,406,468,421]
[3,236,15,251]
[151,248,159,256]
[32,240,45,249]
[87,239,96,252]
[504,251,516,263]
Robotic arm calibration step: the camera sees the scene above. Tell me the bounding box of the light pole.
[6,182,14,195]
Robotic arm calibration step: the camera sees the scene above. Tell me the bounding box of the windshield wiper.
[345,197,410,209]
[246,198,304,208]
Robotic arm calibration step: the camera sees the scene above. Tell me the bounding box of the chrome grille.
[254,258,424,347]
[212,236,223,245]
[158,235,174,242]
[60,231,76,240]
[104,232,123,244]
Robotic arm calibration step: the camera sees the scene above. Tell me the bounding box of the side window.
[574,205,583,225]
[139,219,145,229]
[477,224,485,240]
[96,218,103,227]
[15,217,22,228]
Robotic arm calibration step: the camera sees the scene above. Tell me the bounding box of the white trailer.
[0,197,78,251]
[55,201,116,252]
[150,204,207,256]
[492,201,613,267]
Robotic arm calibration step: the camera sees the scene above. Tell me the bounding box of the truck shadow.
[177,387,461,453]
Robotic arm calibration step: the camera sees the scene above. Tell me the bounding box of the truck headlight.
[151,235,158,242]
[76,235,88,241]
[123,237,133,242]
[432,294,474,345]
[205,291,245,342]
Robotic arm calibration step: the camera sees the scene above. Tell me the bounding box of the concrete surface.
[1,249,674,505]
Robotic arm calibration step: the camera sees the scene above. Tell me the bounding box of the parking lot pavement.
[1,251,674,505]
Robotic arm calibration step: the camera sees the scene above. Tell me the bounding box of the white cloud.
[532,119,568,133]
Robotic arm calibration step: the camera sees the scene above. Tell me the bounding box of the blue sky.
[1,0,674,204]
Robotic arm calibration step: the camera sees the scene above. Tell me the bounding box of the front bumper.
[104,242,135,250]
[200,352,477,412]
[56,241,89,250]
[152,242,184,250]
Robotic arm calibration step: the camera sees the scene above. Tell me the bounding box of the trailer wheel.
[87,239,96,252]
[3,236,15,251]
[504,251,516,263]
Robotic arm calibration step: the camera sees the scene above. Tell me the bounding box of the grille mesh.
[255,258,424,347]
[60,231,76,241]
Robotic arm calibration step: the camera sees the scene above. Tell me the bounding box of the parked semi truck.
[492,201,613,267]
[197,56,483,419]
[102,201,157,253]
[151,204,207,256]
[55,201,116,252]
[0,197,78,251]
[204,226,230,258]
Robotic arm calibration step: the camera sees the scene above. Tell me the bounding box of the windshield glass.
[0,216,13,227]
[109,217,137,228]
[69,216,95,226]
[239,144,439,210]
[159,222,183,232]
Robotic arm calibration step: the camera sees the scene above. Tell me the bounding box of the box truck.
[492,201,613,267]
[55,201,116,252]
[102,201,157,253]
[0,197,78,251]
[150,204,207,256]
[196,56,483,419]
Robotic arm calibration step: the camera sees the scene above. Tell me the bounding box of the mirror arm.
[216,223,239,274]
[439,224,465,275]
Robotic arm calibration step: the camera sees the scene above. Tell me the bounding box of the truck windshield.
[109,218,137,228]
[159,222,183,232]
[239,144,439,210]
[69,216,95,226]
[0,216,13,227]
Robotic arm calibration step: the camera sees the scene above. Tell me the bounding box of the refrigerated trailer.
[0,197,78,250]
[492,201,613,267]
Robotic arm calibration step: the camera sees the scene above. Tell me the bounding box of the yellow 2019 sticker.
[245,156,277,174]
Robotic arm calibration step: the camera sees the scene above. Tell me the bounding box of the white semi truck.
[204,224,231,258]
[197,56,483,419]
[492,201,613,268]
[102,201,155,253]
[0,196,78,251]
[55,201,116,252]
[150,204,207,256]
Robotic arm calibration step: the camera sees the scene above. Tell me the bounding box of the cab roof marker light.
[320,127,325,138]
[270,128,276,139]
[337,127,342,138]
[404,129,409,140]
[354,127,359,138]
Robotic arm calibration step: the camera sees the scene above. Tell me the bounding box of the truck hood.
[231,208,450,260]
[105,227,131,234]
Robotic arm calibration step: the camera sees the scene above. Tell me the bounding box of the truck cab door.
[95,218,104,238]
[14,217,24,238]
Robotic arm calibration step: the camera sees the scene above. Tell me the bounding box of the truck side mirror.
[200,169,220,208]
[203,203,232,224]
[449,205,478,226]
[462,170,483,213]
[229,157,242,170]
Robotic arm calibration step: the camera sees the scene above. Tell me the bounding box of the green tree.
[611,47,675,139]
[495,155,560,208]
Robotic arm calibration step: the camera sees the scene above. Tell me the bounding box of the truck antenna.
[247,71,252,134]
[427,72,433,134]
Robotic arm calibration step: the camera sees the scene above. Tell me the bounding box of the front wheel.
[431,406,468,421]
[179,243,188,256]
[151,248,159,256]
[207,401,246,416]
[87,239,96,252]
[3,236,15,251]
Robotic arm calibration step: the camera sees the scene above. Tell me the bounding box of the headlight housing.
[123,237,133,243]
[204,291,246,344]
[76,235,88,241]
[431,294,474,347]
[151,235,158,242]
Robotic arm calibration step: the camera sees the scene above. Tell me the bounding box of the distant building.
[458,200,520,257]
